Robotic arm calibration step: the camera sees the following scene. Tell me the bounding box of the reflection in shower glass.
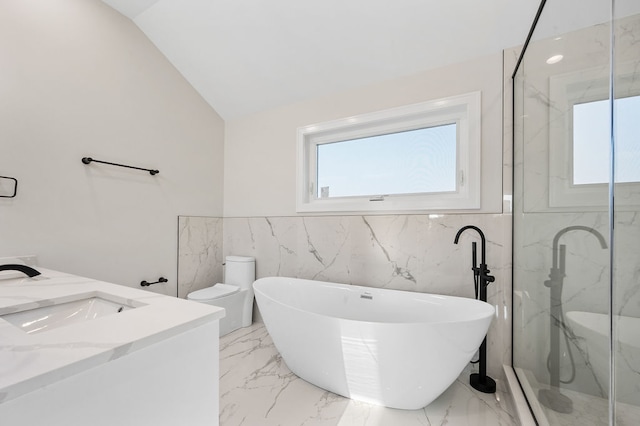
[513,2,640,424]
[573,95,640,185]
[613,0,640,421]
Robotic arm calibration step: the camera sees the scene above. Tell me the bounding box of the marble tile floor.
[220,323,518,426]
[519,370,640,426]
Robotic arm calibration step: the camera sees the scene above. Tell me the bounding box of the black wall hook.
[141,277,168,287]
[82,157,159,176]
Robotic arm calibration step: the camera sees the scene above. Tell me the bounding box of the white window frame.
[296,92,482,213]
[549,64,640,209]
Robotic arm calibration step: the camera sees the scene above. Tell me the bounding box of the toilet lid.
[188,284,239,301]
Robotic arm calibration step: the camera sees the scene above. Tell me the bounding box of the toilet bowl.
[187,256,255,337]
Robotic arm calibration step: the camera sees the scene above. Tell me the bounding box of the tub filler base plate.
[470,373,496,394]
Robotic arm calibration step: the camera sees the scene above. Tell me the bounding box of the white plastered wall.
[0,0,224,294]
[223,53,504,217]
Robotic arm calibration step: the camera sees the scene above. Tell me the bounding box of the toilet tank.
[224,256,255,290]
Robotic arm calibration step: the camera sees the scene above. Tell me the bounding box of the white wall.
[0,0,224,294]
[224,53,504,217]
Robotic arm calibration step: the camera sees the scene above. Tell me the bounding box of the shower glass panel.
[514,1,640,424]
[613,0,640,423]
[512,0,613,424]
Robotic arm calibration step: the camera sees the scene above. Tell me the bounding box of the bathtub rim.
[253,276,495,326]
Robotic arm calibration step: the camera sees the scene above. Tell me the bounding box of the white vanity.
[0,266,224,426]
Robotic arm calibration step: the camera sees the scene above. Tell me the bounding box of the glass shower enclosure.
[512,0,640,425]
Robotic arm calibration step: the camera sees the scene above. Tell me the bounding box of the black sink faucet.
[0,264,41,277]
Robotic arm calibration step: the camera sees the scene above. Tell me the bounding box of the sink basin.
[1,296,136,334]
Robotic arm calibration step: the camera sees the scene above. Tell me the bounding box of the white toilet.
[187,255,256,337]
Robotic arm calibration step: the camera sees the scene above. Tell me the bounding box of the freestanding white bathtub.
[253,277,495,410]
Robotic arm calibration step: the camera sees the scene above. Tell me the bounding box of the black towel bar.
[82,157,159,176]
[141,277,168,287]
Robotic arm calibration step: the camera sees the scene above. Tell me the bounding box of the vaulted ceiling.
[101,1,543,120]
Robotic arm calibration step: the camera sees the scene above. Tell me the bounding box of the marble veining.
[176,213,511,377]
[519,369,640,426]
[220,323,517,426]
[513,212,613,399]
[223,214,511,377]
[0,268,224,404]
[178,216,223,298]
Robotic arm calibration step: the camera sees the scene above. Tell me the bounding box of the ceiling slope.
[102,0,543,120]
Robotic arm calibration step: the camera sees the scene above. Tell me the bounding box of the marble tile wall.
[512,211,640,406]
[177,213,512,378]
[611,13,640,409]
[513,212,611,399]
[223,213,511,378]
[516,18,613,214]
[177,216,224,299]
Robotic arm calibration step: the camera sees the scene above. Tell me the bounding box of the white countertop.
[0,267,224,404]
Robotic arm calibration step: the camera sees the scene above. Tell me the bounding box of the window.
[573,96,640,185]
[548,65,640,209]
[296,92,481,213]
[316,124,457,198]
